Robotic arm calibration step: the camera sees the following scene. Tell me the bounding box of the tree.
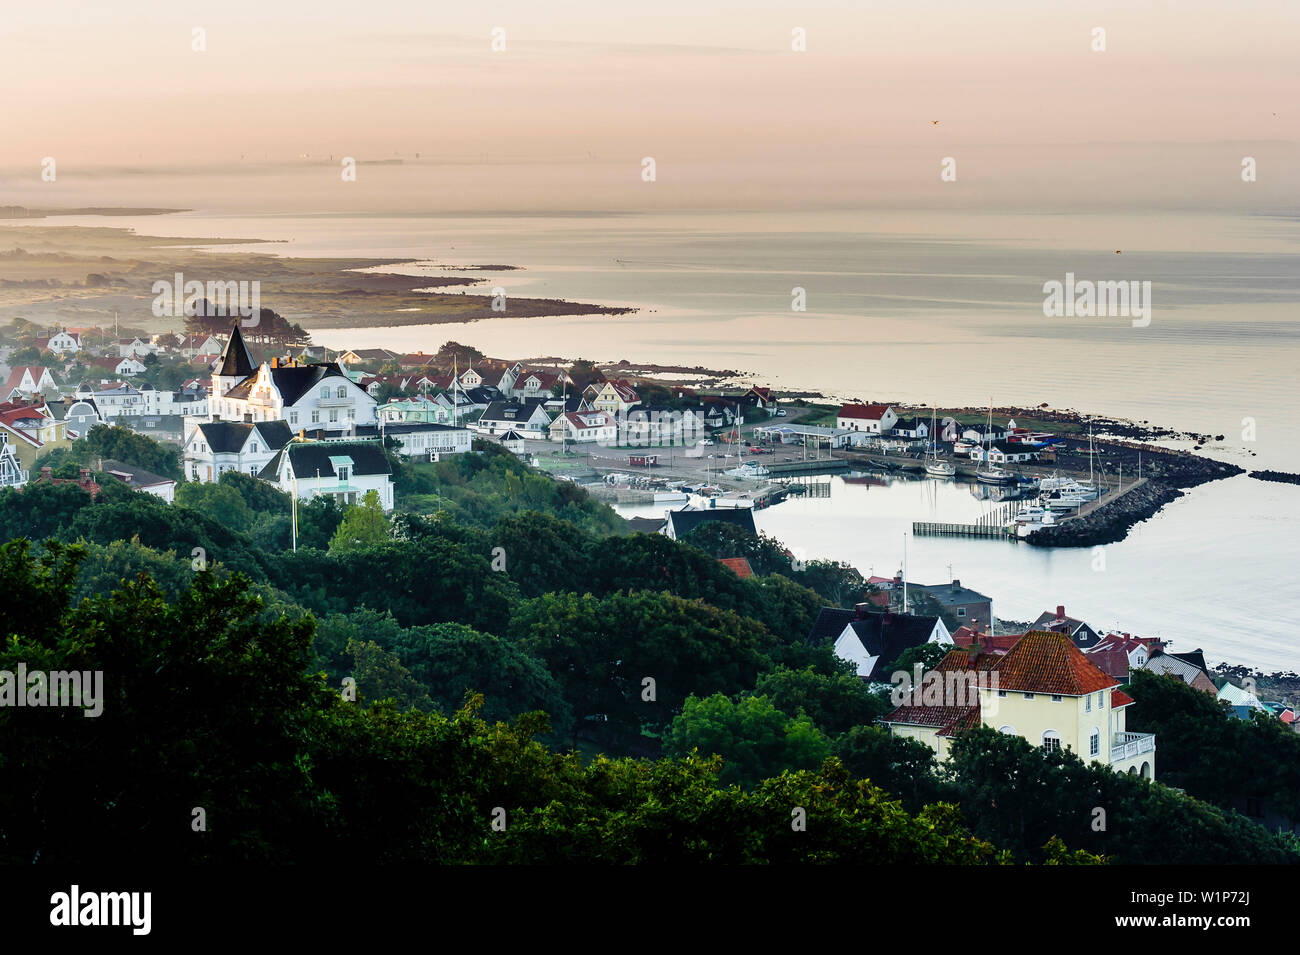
[663,693,831,788]
[947,727,1300,864]
[83,425,182,481]
[754,665,891,736]
[511,590,777,741]
[347,638,432,711]
[328,490,389,554]
[434,341,484,368]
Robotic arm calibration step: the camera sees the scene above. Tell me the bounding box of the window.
[329,409,339,423]
[320,386,330,399]
[1085,694,1092,712]
[1023,693,1035,700]
[998,725,1016,735]
[997,690,1007,698]
[956,608,966,617]
[1042,731,1061,753]
[337,466,350,482]
[289,412,298,425]
[311,411,320,424]
[1089,728,1100,756]
[1097,691,1105,709]
[1051,694,1062,702]
[337,386,347,399]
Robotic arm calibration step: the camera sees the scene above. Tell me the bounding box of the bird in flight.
[931,120,940,125]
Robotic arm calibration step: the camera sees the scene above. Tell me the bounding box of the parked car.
[775,410,787,416]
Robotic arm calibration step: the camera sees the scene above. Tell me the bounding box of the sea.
[13,206,1300,671]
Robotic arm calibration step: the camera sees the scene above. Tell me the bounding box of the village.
[0,318,1296,823]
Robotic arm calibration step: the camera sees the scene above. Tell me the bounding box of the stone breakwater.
[1250,470,1300,486]
[1025,449,1243,548]
[1025,481,1185,547]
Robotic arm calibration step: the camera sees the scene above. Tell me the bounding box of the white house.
[183,419,293,482]
[892,418,930,440]
[618,405,706,447]
[509,369,569,401]
[118,337,160,359]
[837,403,897,435]
[261,441,394,512]
[86,383,146,417]
[968,443,1037,464]
[2,365,58,400]
[473,399,552,437]
[89,356,147,377]
[44,331,82,355]
[208,325,378,435]
[381,422,472,459]
[549,409,617,444]
[831,612,952,680]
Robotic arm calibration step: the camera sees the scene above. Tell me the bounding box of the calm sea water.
[22,208,1300,670]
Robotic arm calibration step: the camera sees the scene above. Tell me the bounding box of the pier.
[913,521,1016,540]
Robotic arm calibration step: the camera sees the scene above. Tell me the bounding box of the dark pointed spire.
[217,322,254,379]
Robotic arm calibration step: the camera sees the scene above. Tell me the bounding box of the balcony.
[1112,732,1155,761]
[317,396,354,408]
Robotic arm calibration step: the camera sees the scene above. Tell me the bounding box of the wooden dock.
[913,521,1015,540]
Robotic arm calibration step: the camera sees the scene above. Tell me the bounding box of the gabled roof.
[1141,653,1208,687]
[842,612,942,668]
[883,648,998,731]
[916,580,992,607]
[838,403,891,420]
[666,506,756,539]
[807,607,856,644]
[555,410,615,431]
[225,362,352,406]
[481,399,549,423]
[216,324,255,379]
[100,459,175,490]
[718,557,754,579]
[192,419,292,454]
[989,631,1117,695]
[275,441,391,480]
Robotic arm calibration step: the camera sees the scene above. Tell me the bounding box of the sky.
[0,0,1296,211]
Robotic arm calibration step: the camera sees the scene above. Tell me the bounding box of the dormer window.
[337,386,347,399]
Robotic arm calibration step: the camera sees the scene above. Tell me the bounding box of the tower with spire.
[210,322,255,416]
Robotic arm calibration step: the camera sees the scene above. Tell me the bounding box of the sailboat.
[924,405,956,477]
[975,400,1016,485]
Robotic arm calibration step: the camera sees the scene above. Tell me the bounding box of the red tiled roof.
[990,631,1118,695]
[883,648,998,729]
[1111,688,1135,708]
[719,557,754,579]
[839,403,890,420]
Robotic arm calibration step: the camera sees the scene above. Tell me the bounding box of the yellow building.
[0,406,70,471]
[884,631,1155,779]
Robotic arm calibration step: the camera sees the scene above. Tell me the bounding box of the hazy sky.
[1,1,1296,211]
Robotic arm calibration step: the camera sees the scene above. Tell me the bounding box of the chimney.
[951,579,961,592]
[40,466,52,479]
[854,602,870,620]
[1056,604,1065,621]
